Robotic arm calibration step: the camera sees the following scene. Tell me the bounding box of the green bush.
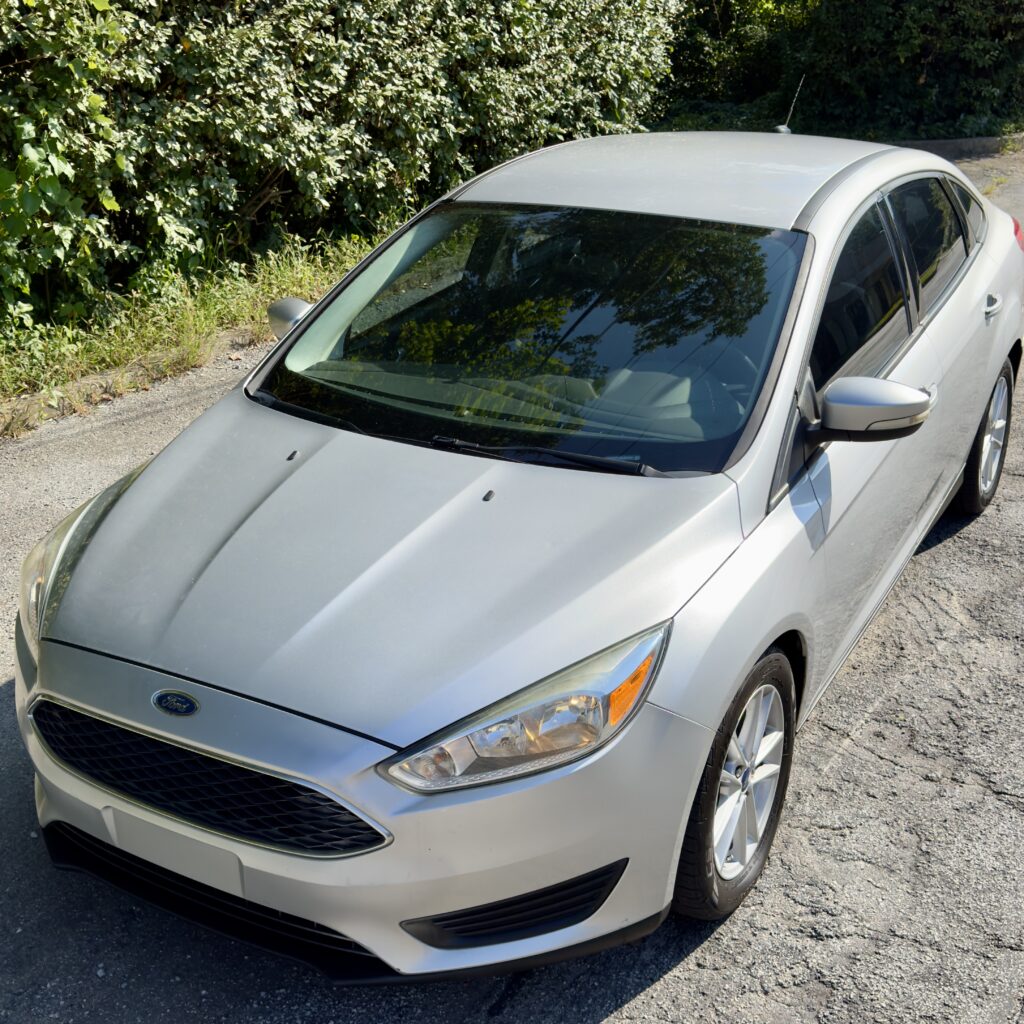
[661,0,1024,139]
[666,0,806,105]
[0,0,679,355]
[792,0,1024,138]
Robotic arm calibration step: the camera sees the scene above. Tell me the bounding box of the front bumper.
[42,820,669,982]
[14,628,712,977]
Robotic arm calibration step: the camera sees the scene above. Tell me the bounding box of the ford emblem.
[152,690,200,716]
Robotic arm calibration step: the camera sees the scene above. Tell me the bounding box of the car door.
[884,175,989,488]
[801,197,948,690]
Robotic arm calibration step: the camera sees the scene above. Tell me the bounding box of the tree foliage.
[794,0,1024,137]
[668,0,806,105]
[0,0,680,340]
[664,0,1024,138]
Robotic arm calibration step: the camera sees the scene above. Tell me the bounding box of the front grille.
[32,700,386,856]
[43,822,395,982]
[402,859,628,948]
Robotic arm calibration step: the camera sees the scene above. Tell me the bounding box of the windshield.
[256,203,807,473]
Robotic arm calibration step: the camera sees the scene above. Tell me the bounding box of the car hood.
[45,390,742,748]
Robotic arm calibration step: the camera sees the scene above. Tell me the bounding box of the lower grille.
[31,699,386,856]
[43,822,395,981]
[402,859,628,948]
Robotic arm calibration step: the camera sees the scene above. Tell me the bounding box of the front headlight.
[382,623,670,793]
[18,501,92,662]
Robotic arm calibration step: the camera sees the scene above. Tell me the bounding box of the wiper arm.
[431,436,664,476]
[249,392,662,474]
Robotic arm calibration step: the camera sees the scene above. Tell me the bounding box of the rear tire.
[672,648,795,920]
[954,358,1014,517]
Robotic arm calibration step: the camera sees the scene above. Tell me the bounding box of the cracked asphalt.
[1,152,1022,1023]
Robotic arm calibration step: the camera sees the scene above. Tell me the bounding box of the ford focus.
[14,132,1021,980]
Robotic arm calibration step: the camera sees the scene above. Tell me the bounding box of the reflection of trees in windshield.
[345,207,771,392]
[395,296,575,379]
[265,205,807,473]
[616,228,768,355]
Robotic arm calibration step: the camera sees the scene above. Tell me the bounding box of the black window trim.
[942,177,975,253]
[809,193,915,397]
[944,173,988,248]
[878,195,920,332]
[882,172,979,333]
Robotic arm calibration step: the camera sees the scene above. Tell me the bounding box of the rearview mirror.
[268,297,313,341]
[814,376,935,443]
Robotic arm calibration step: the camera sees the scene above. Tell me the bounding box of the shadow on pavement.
[0,678,715,1023]
[916,506,975,553]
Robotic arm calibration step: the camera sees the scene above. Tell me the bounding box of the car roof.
[455,131,896,231]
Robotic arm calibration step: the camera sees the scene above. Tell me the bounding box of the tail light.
[1013,217,1024,253]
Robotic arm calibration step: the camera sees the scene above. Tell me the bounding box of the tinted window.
[888,178,967,313]
[810,205,908,389]
[950,179,985,244]
[261,205,807,473]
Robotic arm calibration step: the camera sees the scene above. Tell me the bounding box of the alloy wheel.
[979,375,1010,496]
[713,683,785,880]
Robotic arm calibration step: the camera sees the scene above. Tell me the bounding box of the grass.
[0,233,376,405]
[983,175,1010,196]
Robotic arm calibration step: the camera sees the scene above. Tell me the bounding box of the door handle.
[985,293,1003,319]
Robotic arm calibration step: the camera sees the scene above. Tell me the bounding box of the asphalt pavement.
[1,154,1022,1023]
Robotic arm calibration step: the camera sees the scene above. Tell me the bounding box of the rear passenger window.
[949,179,985,244]
[810,204,908,390]
[888,178,967,314]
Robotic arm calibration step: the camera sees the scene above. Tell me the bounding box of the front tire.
[954,358,1014,517]
[672,648,795,920]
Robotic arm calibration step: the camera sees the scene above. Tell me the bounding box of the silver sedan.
[14,132,1021,980]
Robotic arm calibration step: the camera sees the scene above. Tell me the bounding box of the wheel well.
[1009,339,1022,385]
[767,631,807,717]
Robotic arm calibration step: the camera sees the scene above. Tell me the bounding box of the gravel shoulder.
[1,158,1023,1024]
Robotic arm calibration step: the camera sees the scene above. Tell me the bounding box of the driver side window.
[810,204,910,390]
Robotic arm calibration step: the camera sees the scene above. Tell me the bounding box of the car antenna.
[774,74,806,134]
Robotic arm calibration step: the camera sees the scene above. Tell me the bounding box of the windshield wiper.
[251,390,664,475]
[431,436,664,476]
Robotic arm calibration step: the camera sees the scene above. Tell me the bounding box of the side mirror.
[267,297,313,341]
[813,376,935,443]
